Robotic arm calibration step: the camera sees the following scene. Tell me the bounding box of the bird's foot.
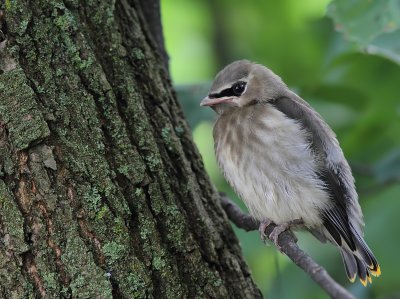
[259,219,273,242]
[268,219,303,250]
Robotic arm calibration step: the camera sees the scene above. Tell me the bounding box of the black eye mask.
[209,81,247,99]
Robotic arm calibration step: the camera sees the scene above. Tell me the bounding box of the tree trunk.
[0,1,261,298]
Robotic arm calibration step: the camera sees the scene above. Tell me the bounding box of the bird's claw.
[259,219,273,242]
[269,223,290,249]
[260,219,303,251]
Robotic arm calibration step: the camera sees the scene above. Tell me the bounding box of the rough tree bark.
[0,0,261,298]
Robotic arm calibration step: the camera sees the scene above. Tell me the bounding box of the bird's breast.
[214,104,331,226]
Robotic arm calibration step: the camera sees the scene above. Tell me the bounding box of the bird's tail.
[340,226,380,286]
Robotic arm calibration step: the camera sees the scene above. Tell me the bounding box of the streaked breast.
[213,103,331,226]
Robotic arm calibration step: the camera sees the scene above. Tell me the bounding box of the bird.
[200,60,380,286]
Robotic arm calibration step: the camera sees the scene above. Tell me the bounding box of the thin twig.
[220,193,355,299]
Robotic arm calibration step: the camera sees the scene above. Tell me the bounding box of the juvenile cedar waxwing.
[201,60,380,286]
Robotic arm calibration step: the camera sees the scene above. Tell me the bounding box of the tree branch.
[220,193,355,299]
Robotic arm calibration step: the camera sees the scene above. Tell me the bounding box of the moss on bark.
[0,0,261,298]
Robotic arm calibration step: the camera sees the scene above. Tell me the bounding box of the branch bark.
[220,193,356,299]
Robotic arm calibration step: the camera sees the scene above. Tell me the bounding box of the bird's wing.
[270,93,362,250]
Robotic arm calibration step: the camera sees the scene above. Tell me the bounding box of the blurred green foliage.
[161,0,400,298]
[328,0,400,64]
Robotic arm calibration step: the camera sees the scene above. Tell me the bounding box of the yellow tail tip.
[349,275,356,283]
[360,277,368,287]
[367,273,372,284]
[370,265,381,277]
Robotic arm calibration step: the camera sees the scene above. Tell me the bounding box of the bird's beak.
[200,96,233,107]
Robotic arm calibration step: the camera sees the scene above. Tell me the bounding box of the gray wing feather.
[270,93,364,236]
[340,249,357,281]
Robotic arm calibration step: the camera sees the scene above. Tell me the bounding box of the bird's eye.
[232,81,247,96]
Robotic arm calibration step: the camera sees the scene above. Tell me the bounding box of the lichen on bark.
[0,69,50,151]
[0,0,261,298]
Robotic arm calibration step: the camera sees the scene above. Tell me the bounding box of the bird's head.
[201,60,288,114]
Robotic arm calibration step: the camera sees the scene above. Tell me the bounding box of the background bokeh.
[161,0,400,298]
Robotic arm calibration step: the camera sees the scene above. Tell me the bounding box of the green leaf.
[364,29,400,65]
[328,0,400,64]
